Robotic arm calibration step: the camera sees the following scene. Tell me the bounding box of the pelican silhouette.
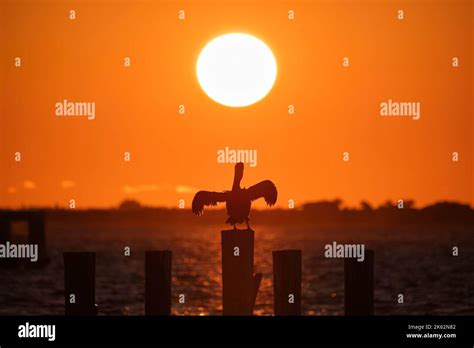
[192,163,277,229]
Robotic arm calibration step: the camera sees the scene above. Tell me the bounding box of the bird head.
[235,162,244,180]
[232,162,244,190]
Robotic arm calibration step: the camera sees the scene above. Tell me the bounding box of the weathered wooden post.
[221,229,261,315]
[145,250,172,315]
[252,272,263,309]
[28,211,48,265]
[344,249,374,315]
[0,211,48,266]
[0,212,12,267]
[63,252,97,315]
[0,212,11,243]
[0,212,14,268]
[273,249,302,315]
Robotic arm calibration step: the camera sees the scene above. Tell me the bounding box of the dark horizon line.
[1,198,473,212]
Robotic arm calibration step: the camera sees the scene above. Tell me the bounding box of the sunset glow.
[0,1,471,209]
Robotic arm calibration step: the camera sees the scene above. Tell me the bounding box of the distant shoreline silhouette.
[2,200,472,227]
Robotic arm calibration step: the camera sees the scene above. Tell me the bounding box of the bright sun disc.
[196,33,277,107]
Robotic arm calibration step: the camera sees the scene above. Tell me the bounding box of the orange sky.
[1,0,472,209]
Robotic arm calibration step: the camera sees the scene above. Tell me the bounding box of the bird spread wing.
[247,180,277,206]
[192,191,228,215]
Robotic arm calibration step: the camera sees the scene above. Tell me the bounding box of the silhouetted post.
[0,211,48,267]
[252,272,263,309]
[145,250,172,315]
[221,229,261,315]
[344,249,374,315]
[273,250,302,315]
[0,212,11,243]
[63,252,97,315]
[28,211,48,264]
[0,213,13,268]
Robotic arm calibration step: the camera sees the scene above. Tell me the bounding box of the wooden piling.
[145,250,172,315]
[0,211,48,267]
[344,249,374,315]
[252,272,263,309]
[221,229,260,315]
[0,212,11,243]
[0,213,14,268]
[273,250,302,315]
[63,252,97,315]
[28,211,48,265]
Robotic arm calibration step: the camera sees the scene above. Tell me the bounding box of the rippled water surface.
[1,220,472,315]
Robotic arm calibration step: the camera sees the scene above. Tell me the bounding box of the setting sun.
[196,33,277,107]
